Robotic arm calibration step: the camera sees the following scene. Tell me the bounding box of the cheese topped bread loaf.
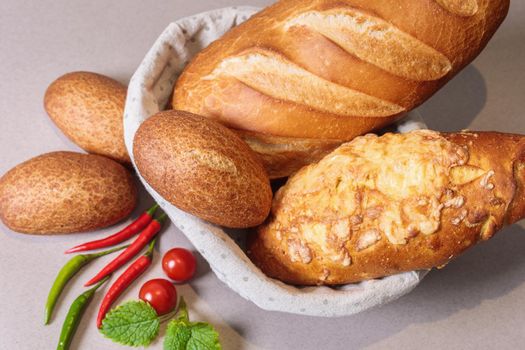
[248,131,525,285]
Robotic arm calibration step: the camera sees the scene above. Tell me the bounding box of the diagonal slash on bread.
[175,0,510,178]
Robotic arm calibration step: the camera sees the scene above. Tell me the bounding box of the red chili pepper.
[85,213,167,287]
[65,204,159,254]
[96,239,157,328]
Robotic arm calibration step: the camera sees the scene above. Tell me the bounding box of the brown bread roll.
[0,152,137,235]
[173,0,509,178]
[44,72,130,164]
[133,110,272,228]
[248,130,525,285]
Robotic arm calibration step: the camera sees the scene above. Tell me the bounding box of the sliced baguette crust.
[248,131,525,285]
[284,9,453,81]
[207,49,405,118]
[174,0,509,176]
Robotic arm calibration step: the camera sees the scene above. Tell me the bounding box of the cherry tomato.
[162,248,197,282]
[139,279,177,315]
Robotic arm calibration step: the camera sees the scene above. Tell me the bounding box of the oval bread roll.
[248,130,525,285]
[44,72,130,164]
[174,0,510,177]
[0,152,137,235]
[133,110,272,228]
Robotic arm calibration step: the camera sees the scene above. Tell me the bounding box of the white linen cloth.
[123,6,429,317]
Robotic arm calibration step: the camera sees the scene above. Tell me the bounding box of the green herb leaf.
[164,298,221,350]
[100,300,160,347]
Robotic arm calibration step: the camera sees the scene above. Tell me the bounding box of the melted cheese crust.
[267,130,471,264]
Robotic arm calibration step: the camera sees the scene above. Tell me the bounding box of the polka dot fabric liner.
[123,6,429,317]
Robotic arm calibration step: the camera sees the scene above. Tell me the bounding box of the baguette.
[174,0,509,178]
[248,130,525,285]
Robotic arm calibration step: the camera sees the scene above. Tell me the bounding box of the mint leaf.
[100,300,160,347]
[164,298,221,350]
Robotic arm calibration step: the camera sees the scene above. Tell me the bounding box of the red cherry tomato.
[139,279,177,315]
[162,248,197,282]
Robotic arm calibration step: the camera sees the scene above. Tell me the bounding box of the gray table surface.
[1,1,524,349]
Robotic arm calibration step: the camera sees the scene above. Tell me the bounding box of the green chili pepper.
[56,276,110,350]
[45,245,127,325]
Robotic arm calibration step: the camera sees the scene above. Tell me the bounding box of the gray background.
[1,1,524,349]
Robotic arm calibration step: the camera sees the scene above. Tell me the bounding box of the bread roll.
[174,0,509,178]
[248,130,525,285]
[44,72,130,164]
[133,110,272,228]
[0,152,137,235]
